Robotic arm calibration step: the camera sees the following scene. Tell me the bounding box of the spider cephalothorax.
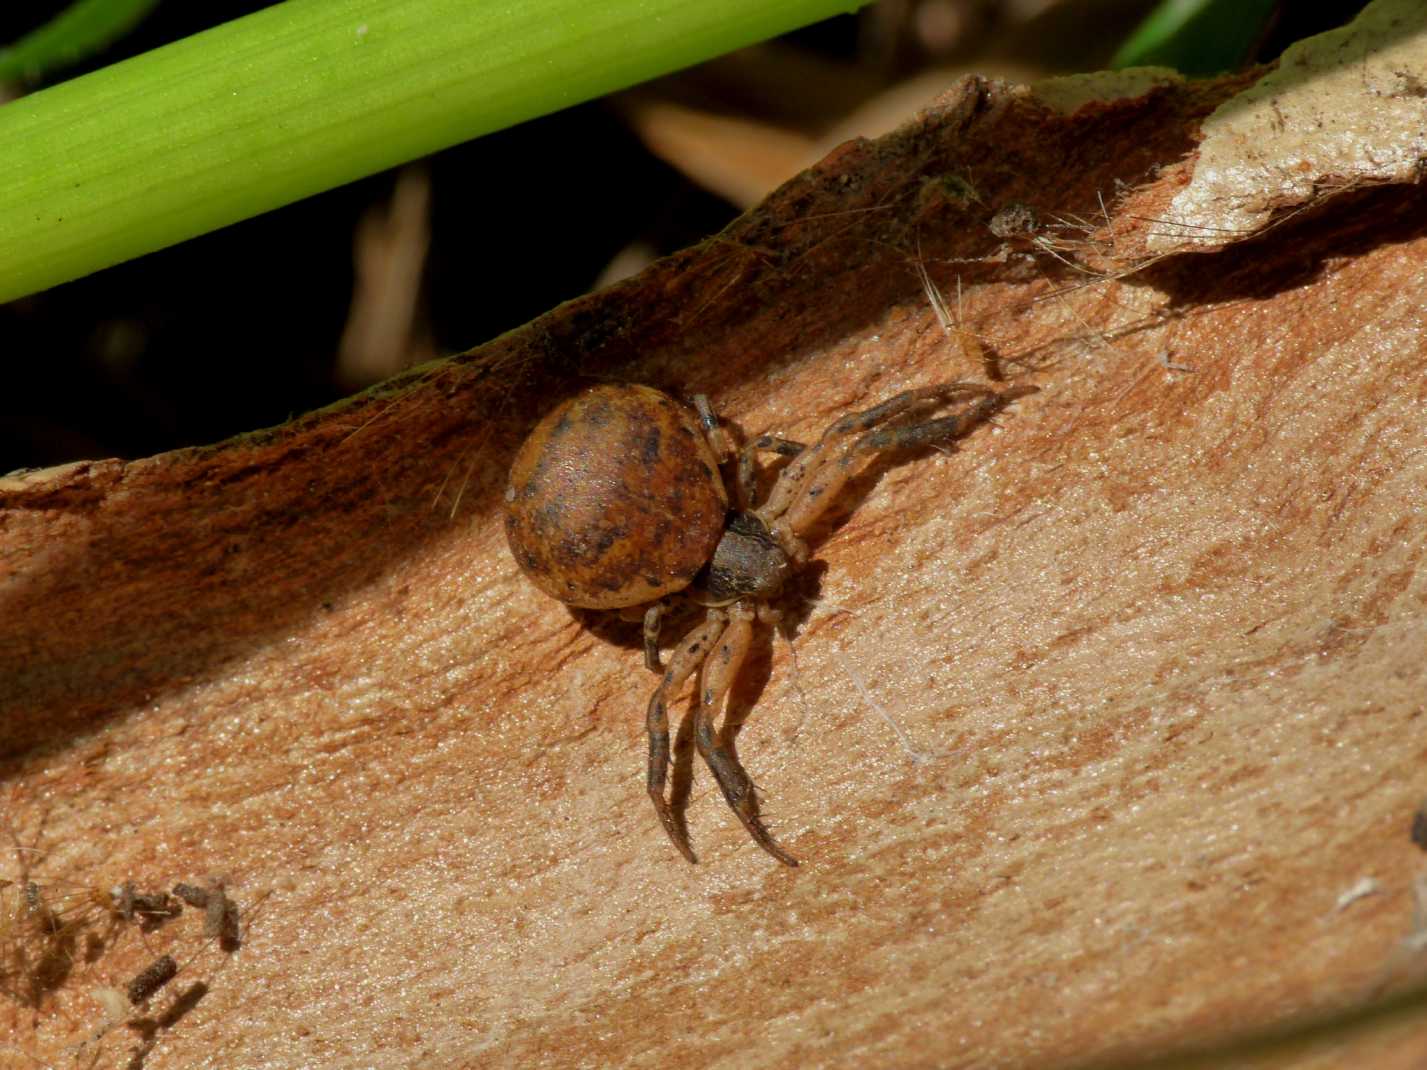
[504,380,1031,865]
[703,512,795,603]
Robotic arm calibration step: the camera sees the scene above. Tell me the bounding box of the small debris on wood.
[112,882,182,928]
[173,879,242,951]
[1334,876,1382,912]
[170,882,208,909]
[126,954,178,1005]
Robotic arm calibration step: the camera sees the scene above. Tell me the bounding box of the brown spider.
[504,380,1031,865]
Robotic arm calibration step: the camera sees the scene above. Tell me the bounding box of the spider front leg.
[694,601,799,867]
[734,435,805,511]
[766,383,1033,541]
[755,384,1001,525]
[693,394,734,456]
[697,393,805,510]
[646,608,728,863]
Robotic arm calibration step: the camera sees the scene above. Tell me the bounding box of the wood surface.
[3,64,1427,1069]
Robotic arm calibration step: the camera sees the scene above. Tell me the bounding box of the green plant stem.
[1110,0,1276,74]
[0,0,162,83]
[0,0,868,304]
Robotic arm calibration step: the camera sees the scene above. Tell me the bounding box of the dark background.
[0,0,1362,470]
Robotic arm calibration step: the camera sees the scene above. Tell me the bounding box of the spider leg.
[646,609,728,863]
[780,386,1032,538]
[694,602,799,867]
[735,436,805,511]
[755,383,1002,525]
[692,395,734,463]
[642,603,664,672]
[696,394,796,510]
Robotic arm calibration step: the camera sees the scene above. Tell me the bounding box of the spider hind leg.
[694,603,799,867]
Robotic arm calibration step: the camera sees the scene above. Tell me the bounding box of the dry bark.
[4,30,1427,1070]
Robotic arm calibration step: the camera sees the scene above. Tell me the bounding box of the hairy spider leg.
[642,604,665,672]
[781,387,1032,538]
[646,610,729,863]
[755,383,1001,528]
[735,435,805,511]
[694,601,799,867]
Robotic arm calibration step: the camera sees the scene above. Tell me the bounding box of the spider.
[503,379,1031,865]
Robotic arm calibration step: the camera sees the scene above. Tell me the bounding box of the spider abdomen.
[503,384,729,610]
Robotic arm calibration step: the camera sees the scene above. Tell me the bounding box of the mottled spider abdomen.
[503,383,729,610]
